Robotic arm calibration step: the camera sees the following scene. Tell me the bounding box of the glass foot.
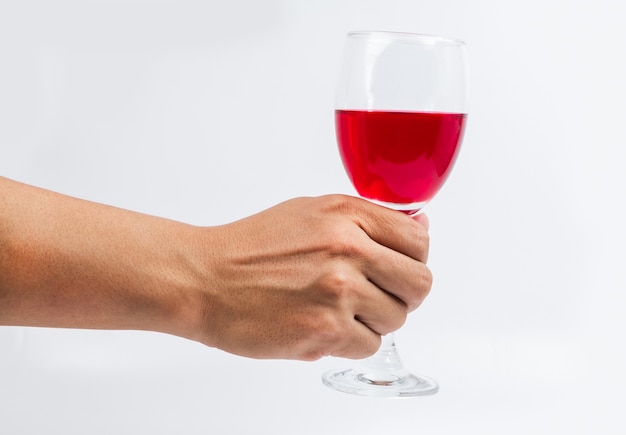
[322,366,438,397]
[322,334,438,397]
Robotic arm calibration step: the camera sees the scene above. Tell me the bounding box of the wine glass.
[322,31,468,397]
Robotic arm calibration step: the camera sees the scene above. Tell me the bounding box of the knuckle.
[317,312,345,342]
[286,310,346,361]
[388,311,408,333]
[312,196,371,260]
[326,231,363,258]
[317,194,358,214]
[301,312,347,359]
[315,265,357,302]
[407,265,434,311]
[298,311,385,362]
[421,266,434,294]
[370,308,407,336]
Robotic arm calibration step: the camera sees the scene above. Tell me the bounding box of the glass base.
[322,367,438,397]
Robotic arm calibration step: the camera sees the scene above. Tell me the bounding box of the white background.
[1,0,625,433]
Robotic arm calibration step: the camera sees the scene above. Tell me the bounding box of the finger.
[327,318,382,359]
[347,197,430,264]
[342,222,432,312]
[308,265,403,359]
[323,264,411,335]
[364,247,433,312]
[352,278,409,335]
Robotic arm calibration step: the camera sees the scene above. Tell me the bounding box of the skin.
[0,176,432,361]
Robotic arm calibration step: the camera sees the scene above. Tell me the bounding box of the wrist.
[149,223,210,343]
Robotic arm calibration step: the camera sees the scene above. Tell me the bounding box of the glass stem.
[360,333,406,382]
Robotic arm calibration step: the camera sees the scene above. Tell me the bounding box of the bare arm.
[0,176,432,361]
[0,176,202,339]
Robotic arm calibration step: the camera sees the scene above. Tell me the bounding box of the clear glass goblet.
[322,31,468,397]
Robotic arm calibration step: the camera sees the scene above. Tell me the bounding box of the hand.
[192,195,432,361]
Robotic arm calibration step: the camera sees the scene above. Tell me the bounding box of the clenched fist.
[191,195,432,360]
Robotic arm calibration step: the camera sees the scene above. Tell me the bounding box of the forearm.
[0,177,203,339]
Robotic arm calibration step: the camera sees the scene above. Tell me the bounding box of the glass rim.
[346,30,465,46]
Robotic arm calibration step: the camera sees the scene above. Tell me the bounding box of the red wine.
[336,110,466,209]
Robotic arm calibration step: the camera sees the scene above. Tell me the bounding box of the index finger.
[349,198,430,264]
